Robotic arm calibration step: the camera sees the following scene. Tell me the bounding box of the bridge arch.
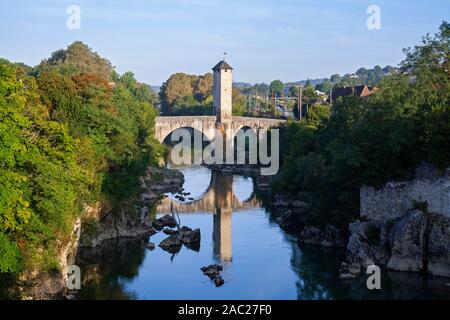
[161,127,214,146]
[155,116,217,143]
[232,125,258,142]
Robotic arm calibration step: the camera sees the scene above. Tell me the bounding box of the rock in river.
[159,235,182,253]
[201,264,225,287]
[201,264,224,283]
[152,214,177,230]
[214,276,225,287]
[180,226,201,244]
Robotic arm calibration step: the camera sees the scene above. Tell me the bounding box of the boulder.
[146,242,155,250]
[159,214,177,228]
[299,227,322,245]
[181,227,201,244]
[320,224,345,248]
[344,220,374,275]
[159,235,182,254]
[201,264,224,285]
[152,215,177,231]
[299,224,345,248]
[339,262,361,280]
[427,215,450,277]
[214,276,225,287]
[201,264,223,272]
[387,210,427,273]
[152,219,164,231]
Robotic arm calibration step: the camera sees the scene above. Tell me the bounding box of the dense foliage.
[272,22,450,227]
[0,42,163,275]
[159,72,248,116]
[159,73,213,115]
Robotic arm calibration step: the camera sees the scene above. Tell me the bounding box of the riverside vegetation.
[0,42,164,296]
[271,22,450,230]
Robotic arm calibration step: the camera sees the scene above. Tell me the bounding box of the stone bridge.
[154,115,286,143]
[155,60,286,145]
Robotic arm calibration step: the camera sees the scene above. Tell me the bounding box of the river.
[77,165,450,300]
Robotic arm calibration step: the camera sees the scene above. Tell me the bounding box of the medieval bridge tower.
[154,60,285,144]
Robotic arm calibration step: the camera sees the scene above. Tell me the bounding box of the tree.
[305,79,313,88]
[232,87,247,116]
[289,85,299,97]
[269,80,284,97]
[159,72,213,115]
[316,79,332,94]
[330,74,341,83]
[193,73,213,101]
[38,41,113,80]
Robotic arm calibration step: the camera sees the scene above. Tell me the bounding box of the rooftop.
[212,60,233,71]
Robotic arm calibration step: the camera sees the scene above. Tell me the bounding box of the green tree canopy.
[38,41,113,80]
[269,80,284,97]
[159,72,213,115]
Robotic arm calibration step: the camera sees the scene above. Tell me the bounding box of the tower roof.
[212,60,233,71]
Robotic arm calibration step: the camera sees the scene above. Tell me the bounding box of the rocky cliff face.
[80,167,184,248]
[341,167,450,279]
[13,218,81,300]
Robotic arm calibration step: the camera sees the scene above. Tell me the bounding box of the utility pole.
[330,86,333,108]
[298,85,303,121]
[272,88,275,114]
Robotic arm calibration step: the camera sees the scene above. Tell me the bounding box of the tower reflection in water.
[213,175,233,263]
[157,172,261,263]
[158,170,259,264]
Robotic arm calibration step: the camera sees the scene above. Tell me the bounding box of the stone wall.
[361,169,450,223]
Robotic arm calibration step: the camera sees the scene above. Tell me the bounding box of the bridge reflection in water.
[157,172,260,263]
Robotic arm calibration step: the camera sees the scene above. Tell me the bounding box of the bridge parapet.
[155,115,286,143]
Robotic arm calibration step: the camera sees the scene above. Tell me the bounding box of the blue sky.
[0,0,449,85]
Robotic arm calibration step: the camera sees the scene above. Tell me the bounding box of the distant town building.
[331,84,375,101]
[314,90,327,96]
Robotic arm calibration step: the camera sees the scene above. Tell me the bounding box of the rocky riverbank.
[340,167,450,279]
[8,166,184,300]
[80,166,184,247]
[339,209,450,279]
[270,165,450,280]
